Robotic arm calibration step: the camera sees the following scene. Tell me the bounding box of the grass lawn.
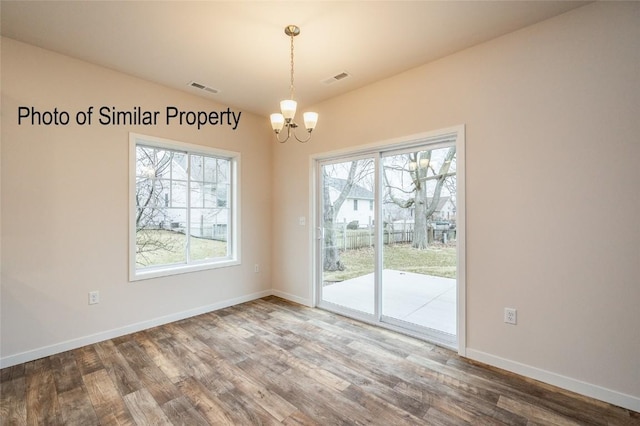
[137,232,455,282]
[323,243,456,282]
[137,230,227,267]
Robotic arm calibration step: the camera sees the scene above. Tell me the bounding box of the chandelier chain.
[289,31,295,100]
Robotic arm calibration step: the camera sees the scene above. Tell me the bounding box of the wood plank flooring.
[1,296,638,425]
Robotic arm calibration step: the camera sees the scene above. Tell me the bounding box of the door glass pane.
[320,158,375,315]
[381,146,457,335]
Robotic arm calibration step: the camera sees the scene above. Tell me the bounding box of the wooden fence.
[329,223,455,251]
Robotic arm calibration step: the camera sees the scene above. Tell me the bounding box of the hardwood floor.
[1,296,638,425]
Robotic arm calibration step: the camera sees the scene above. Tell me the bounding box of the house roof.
[325,177,374,200]
[432,196,454,211]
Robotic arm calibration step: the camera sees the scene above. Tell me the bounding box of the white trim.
[466,349,640,412]
[132,259,241,281]
[374,155,382,321]
[271,289,313,308]
[455,125,466,357]
[309,155,318,308]
[311,125,463,162]
[0,290,271,369]
[129,136,138,280]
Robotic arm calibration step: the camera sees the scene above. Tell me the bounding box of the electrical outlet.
[88,291,100,305]
[504,307,517,325]
[254,264,259,273]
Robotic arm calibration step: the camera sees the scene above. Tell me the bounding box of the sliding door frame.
[310,125,466,355]
[316,153,379,320]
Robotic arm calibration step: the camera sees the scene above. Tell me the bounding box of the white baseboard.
[270,289,313,307]
[0,290,272,369]
[465,349,640,413]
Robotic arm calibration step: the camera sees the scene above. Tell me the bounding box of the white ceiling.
[1,1,589,117]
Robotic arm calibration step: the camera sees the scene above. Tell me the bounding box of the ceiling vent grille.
[322,71,351,85]
[188,81,219,94]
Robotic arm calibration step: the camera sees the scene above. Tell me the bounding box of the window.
[353,199,358,211]
[129,133,240,280]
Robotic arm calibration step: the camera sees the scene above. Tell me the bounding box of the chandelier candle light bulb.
[303,112,319,130]
[270,25,318,143]
[280,100,297,120]
[270,113,285,132]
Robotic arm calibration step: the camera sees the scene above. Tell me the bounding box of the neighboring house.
[384,196,457,228]
[324,177,375,228]
[137,149,230,240]
[434,196,456,222]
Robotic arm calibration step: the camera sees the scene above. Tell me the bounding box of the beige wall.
[1,38,273,362]
[272,2,639,406]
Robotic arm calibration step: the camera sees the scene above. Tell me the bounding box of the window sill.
[130,258,240,282]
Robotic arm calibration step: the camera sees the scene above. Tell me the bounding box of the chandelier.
[270,25,318,143]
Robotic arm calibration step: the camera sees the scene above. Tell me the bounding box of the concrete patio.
[322,269,456,335]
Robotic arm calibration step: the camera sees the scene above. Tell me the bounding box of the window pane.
[217,159,230,183]
[189,182,203,208]
[202,183,217,208]
[135,206,165,230]
[216,183,229,208]
[135,208,187,267]
[204,156,217,182]
[154,150,172,179]
[189,208,228,261]
[190,155,203,181]
[135,177,152,206]
[136,146,155,177]
[171,181,187,208]
[172,152,188,180]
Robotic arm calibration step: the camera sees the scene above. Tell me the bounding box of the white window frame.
[129,133,240,281]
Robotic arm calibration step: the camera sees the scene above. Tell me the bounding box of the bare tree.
[322,160,373,272]
[135,147,178,266]
[384,146,456,249]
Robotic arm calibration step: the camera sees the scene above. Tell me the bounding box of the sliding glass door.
[316,129,463,349]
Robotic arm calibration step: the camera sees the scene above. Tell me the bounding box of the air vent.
[188,81,220,94]
[322,71,351,85]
